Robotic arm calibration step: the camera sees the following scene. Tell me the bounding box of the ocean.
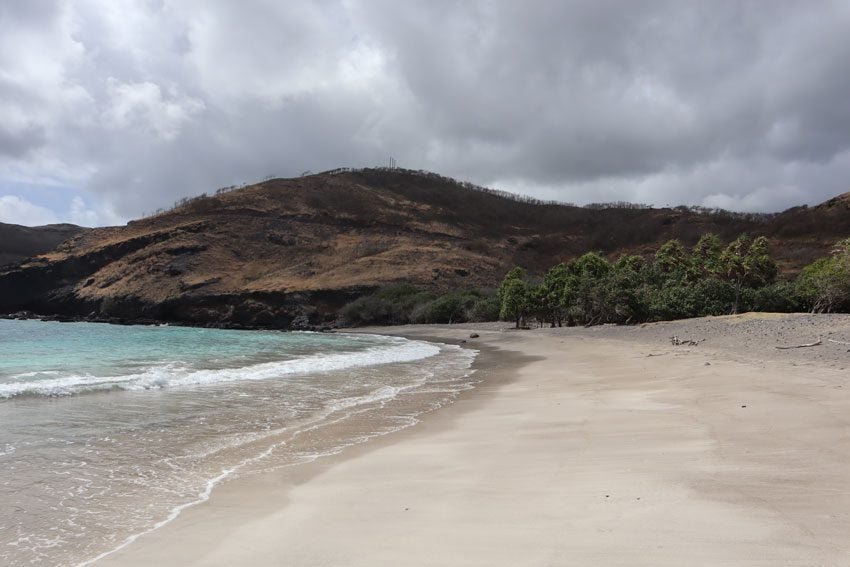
[0,319,477,566]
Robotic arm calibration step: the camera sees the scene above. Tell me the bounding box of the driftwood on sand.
[775,339,822,349]
[671,336,703,346]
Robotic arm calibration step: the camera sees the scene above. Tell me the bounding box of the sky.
[2,0,850,226]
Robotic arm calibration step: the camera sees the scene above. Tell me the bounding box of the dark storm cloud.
[0,124,46,159]
[362,2,850,184]
[1,0,850,225]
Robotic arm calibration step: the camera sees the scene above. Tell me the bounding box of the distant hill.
[1,168,848,328]
[0,222,88,267]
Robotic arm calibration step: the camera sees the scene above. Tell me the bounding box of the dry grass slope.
[1,168,849,327]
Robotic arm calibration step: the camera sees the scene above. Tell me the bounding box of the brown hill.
[1,168,848,328]
[0,222,88,267]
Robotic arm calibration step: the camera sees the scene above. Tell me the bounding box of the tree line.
[499,234,850,328]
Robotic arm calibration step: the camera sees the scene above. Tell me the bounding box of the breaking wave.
[0,338,441,399]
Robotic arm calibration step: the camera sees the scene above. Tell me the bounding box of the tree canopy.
[498,267,531,328]
[796,238,850,313]
[496,232,836,327]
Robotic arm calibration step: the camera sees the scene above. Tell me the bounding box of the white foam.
[71,350,461,567]
[15,337,478,567]
[324,385,404,413]
[13,370,62,378]
[75,462,240,567]
[0,338,441,399]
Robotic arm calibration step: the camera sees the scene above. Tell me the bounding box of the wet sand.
[95,314,850,566]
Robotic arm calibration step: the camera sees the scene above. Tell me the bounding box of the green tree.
[689,232,722,281]
[796,238,850,312]
[655,239,689,279]
[537,263,570,327]
[568,252,612,325]
[744,236,778,288]
[719,235,751,313]
[719,235,779,313]
[606,254,649,323]
[498,267,531,328]
[751,282,801,313]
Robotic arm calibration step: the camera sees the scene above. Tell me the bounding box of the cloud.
[68,195,125,227]
[0,124,46,159]
[0,195,58,226]
[0,193,124,227]
[103,79,205,141]
[1,0,850,225]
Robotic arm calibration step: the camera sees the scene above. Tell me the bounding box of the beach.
[94,313,850,566]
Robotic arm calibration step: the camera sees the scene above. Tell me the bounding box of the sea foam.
[0,321,478,567]
[0,337,440,399]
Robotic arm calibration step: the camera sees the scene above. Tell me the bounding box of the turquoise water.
[0,320,324,380]
[0,320,433,398]
[0,320,477,566]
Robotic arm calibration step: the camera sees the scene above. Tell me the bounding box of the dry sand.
[95,313,850,566]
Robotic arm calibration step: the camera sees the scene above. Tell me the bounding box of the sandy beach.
[95,313,850,566]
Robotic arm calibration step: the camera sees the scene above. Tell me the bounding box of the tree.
[607,254,649,323]
[719,235,750,313]
[537,263,569,327]
[743,236,778,288]
[797,258,847,312]
[719,235,779,313]
[689,233,722,281]
[498,267,530,328]
[796,238,850,312]
[655,239,689,279]
[568,252,611,325]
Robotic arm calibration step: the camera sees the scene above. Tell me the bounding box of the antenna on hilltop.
[388,156,396,169]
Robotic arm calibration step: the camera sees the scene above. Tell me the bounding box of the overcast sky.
[2,1,850,226]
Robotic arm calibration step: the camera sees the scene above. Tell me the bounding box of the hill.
[1,168,848,328]
[0,222,88,267]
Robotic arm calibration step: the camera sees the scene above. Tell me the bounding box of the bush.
[692,278,737,316]
[412,294,465,323]
[339,284,433,326]
[411,289,499,324]
[339,286,498,326]
[645,284,698,321]
[750,282,802,313]
[467,295,500,322]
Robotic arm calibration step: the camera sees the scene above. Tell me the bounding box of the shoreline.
[95,315,850,566]
[79,328,512,567]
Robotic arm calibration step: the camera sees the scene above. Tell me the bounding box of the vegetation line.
[339,234,850,329]
[497,234,850,328]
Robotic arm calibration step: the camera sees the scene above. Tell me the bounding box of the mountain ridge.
[1,168,848,328]
[0,222,88,267]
